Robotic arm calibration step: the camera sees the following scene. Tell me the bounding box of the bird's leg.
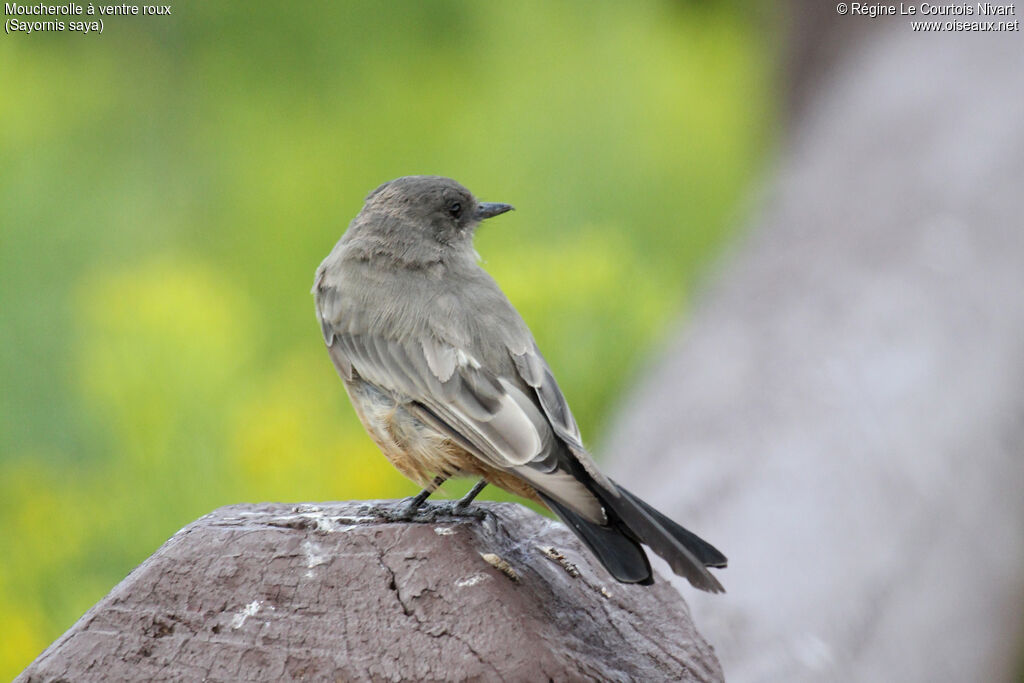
[401,472,449,518]
[454,479,488,510]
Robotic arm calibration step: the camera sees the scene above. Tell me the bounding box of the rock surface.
[17,501,722,682]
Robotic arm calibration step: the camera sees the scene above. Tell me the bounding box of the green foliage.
[0,1,773,675]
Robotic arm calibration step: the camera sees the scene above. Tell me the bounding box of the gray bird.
[313,176,726,591]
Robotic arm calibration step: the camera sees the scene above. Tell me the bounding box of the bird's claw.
[384,499,486,522]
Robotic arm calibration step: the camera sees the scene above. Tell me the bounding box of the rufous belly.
[343,378,541,503]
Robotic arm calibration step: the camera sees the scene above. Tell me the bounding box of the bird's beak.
[475,202,514,220]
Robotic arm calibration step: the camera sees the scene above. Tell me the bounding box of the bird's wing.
[338,331,548,463]
[320,321,607,522]
[509,343,616,493]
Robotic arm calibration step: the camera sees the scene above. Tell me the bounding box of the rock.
[17,501,723,682]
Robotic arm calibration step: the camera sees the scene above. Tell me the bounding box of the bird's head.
[353,176,513,257]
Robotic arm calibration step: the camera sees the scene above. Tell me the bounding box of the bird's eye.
[448,202,462,218]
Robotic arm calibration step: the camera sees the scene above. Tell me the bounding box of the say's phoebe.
[313,176,726,591]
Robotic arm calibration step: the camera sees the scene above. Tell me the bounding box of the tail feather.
[615,483,727,569]
[539,493,653,585]
[600,485,726,594]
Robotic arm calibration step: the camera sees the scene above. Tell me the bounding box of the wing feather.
[332,332,547,468]
[421,337,459,382]
[510,344,616,493]
[511,345,580,444]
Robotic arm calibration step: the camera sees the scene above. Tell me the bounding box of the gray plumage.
[313,176,726,591]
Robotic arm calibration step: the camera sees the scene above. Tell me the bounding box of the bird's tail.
[541,482,726,593]
[539,493,653,585]
[613,484,728,569]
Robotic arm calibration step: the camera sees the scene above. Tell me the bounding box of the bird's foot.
[433,499,488,520]
[454,479,488,511]
[388,499,487,522]
[396,495,429,520]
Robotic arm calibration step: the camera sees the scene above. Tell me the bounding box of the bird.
[312,176,726,591]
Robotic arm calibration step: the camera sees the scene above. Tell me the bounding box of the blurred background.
[0,2,774,676]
